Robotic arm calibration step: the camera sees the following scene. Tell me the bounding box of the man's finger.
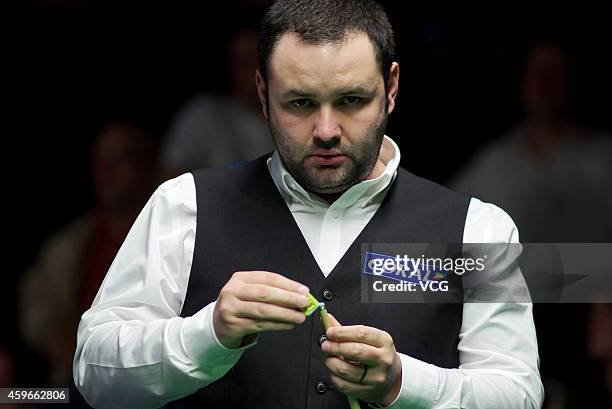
[238,284,309,309]
[326,325,388,348]
[329,373,371,396]
[326,313,342,327]
[233,316,297,333]
[321,340,380,366]
[238,270,309,294]
[325,356,375,385]
[236,300,307,324]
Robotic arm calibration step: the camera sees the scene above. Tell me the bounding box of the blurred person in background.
[19,122,159,387]
[450,41,612,242]
[161,27,274,178]
[450,41,612,408]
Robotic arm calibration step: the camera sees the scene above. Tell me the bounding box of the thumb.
[326,313,342,327]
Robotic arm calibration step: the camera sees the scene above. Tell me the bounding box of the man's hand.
[213,271,310,348]
[321,314,402,406]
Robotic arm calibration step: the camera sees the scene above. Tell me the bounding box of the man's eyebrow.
[335,86,377,96]
[280,89,317,99]
[280,86,377,99]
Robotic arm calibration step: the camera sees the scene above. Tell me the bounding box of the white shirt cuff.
[181,301,258,372]
[381,353,438,409]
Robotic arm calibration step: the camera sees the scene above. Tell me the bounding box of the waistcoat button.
[322,289,334,301]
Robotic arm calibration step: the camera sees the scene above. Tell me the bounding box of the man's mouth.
[310,152,347,166]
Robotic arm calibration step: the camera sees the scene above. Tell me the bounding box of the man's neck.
[523,116,574,160]
[316,157,387,205]
[366,157,387,181]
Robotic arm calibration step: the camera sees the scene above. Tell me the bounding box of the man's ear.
[386,62,400,114]
[255,69,269,119]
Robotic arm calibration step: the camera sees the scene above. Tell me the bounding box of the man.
[450,41,612,242]
[161,27,274,178]
[449,40,611,407]
[74,1,544,408]
[22,122,158,387]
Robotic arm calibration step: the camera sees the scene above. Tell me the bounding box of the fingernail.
[298,295,308,305]
[298,286,310,295]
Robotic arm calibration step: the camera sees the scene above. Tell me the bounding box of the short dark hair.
[258,0,395,87]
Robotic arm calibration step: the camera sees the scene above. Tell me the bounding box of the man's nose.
[313,106,341,141]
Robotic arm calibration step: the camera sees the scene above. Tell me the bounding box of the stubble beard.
[269,113,388,195]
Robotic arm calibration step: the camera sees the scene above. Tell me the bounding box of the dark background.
[5,0,611,407]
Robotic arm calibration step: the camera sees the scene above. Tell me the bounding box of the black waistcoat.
[172,155,470,409]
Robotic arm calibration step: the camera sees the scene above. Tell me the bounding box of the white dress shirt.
[74,136,544,409]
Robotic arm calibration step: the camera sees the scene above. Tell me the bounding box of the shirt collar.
[267,135,401,209]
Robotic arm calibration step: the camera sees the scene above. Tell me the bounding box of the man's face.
[257,32,396,195]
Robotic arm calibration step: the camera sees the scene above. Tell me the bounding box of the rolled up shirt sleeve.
[380,198,544,409]
[73,173,256,409]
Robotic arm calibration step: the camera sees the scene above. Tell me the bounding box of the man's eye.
[341,96,362,106]
[291,99,313,109]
